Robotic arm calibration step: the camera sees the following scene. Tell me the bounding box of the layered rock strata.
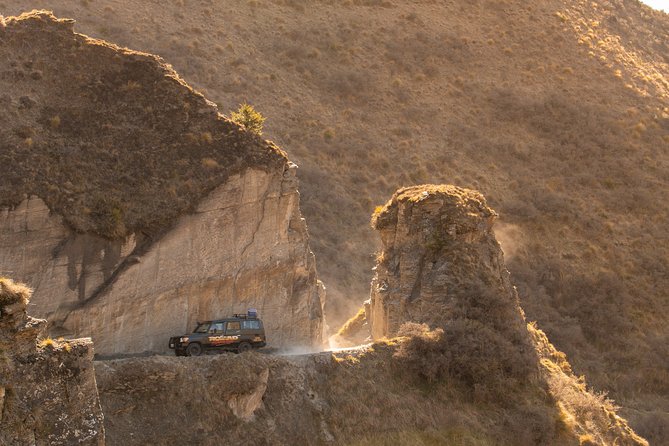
[0,12,324,354]
[0,278,105,445]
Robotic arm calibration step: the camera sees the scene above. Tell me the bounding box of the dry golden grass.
[38,337,56,349]
[0,277,31,308]
[200,157,220,169]
[529,323,648,446]
[1,1,667,442]
[37,335,74,353]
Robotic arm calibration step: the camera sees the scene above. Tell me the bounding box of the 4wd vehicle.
[168,311,266,356]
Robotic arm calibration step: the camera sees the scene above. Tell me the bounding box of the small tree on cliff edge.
[230,103,266,136]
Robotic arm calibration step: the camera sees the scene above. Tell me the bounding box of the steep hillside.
[1,0,667,442]
[0,11,283,237]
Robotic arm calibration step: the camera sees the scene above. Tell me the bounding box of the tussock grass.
[38,337,56,349]
[0,278,31,309]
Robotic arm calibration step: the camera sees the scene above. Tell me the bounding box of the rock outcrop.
[0,277,105,445]
[369,184,521,338]
[364,184,647,446]
[0,11,324,354]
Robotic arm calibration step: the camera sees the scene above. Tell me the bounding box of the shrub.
[38,337,55,349]
[230,103,265,135]
[394,319,535,401]
[90,197,126,238]
[396,322,430,337]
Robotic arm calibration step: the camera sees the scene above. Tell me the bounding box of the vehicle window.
[242,320,260,330]
[193,323,210,333]
[226,321,241,332]
[209,322,225,334]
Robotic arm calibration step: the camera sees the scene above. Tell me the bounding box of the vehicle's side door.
[207,322,225,346]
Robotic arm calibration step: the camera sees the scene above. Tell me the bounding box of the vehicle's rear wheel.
[237,342,252,353]
[186,343,203,356]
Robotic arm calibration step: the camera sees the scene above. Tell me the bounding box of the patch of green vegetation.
[230,103,266,135]
[90,198,126,239]
[425,231,449,253]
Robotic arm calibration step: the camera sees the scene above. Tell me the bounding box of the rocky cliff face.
[368,185,522,339]
[1,166,324,355]
[0,11,324,354]
[0,277,105,445]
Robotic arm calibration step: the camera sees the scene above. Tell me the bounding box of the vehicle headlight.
[180,337,189,343]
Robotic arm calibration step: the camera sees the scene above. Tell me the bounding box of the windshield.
[193,323,210,333]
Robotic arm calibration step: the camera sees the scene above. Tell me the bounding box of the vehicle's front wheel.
[186,343,203,357]
[237,342,252,354]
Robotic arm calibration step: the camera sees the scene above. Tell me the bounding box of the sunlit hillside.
[2,0,667,442]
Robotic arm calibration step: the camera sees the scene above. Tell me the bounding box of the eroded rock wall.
[0,278,105,445]
[1,165,324,355]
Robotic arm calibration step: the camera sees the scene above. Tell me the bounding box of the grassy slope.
[1,0,667,441]
[0,11,286,239]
